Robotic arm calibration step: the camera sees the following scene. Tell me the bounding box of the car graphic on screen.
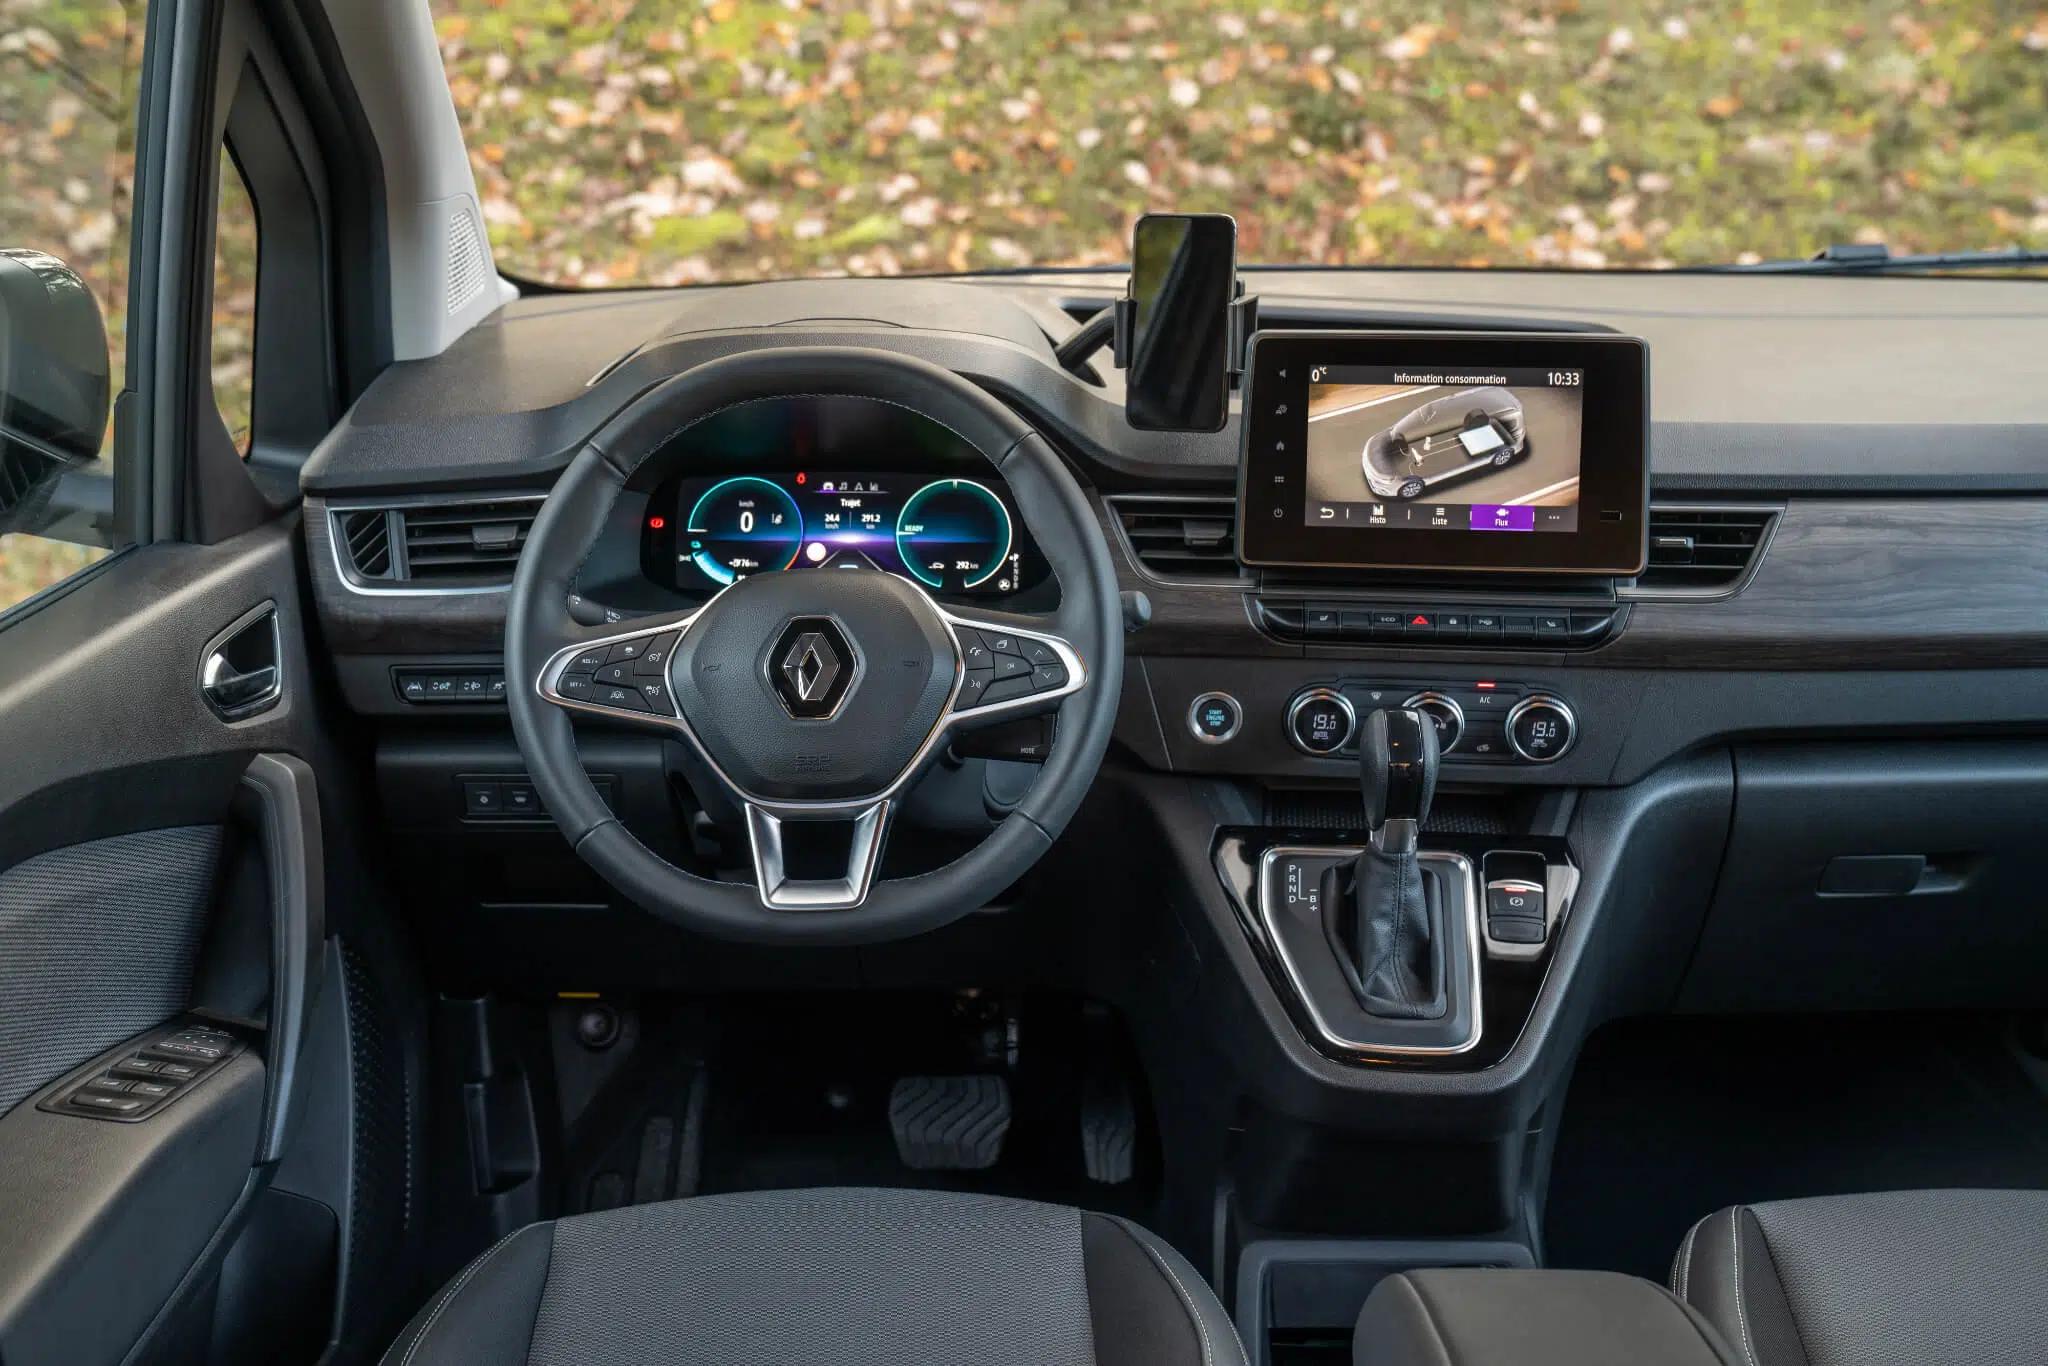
[1362,386,1528,500]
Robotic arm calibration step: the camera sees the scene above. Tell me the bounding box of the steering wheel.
[505,348,1123,945]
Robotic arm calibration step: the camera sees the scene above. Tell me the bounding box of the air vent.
[402,499,539,583]
[1108,494,1246,582]
[1631,505,1778,595]
[337,509,394,580]
[330,494,545,591]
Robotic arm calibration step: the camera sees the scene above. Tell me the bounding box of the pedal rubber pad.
[1080,1073,1136,1185]
[888,1075,1012,1170]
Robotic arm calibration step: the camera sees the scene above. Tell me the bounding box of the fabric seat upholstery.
[380,1186,1246,1366]
[1670,1188,2048,1366]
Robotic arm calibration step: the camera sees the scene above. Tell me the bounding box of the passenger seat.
[1670,1189,2048,1366]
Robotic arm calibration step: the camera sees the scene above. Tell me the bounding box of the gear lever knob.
[1360,707,1439,851]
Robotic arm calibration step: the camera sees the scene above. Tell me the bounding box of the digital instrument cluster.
[641,470,1047,598]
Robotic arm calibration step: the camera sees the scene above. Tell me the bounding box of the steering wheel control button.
[1188,692,1242,744]
[1021,638,1057,668]
[637,680,676,715]
[1403,691,1466,755]
[571,647,609,672]
[982,675,1036,707]
[992,653,1031,682]
[607,639,646,662]
[1287,687,1357,756]
[595,683,648,711]
[556,674,595,701]
[635,633,681,674]
[595,662,634,685]
[957,669,995,708]
[984,631,1021,656]
[957,630,993,668]
[1506,695,1576,762]
[1030,662,1067,692]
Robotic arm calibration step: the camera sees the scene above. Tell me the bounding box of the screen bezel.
[1236,330,1649,575]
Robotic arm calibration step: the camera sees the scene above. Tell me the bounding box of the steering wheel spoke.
[942,612,1086,718]
[743,799,892,911]
[536,612,699,725]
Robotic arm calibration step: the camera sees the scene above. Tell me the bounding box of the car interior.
[3,2,2047,1364]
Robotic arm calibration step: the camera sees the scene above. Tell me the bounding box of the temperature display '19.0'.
[685,477,803,585]
[894,479,1014,592]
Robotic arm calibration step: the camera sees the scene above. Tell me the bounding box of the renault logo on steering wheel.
[771,618,855,718]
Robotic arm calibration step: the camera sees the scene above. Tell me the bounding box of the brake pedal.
[888,1075,1012,1170]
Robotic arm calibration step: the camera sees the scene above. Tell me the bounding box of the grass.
[431,0,2048,284]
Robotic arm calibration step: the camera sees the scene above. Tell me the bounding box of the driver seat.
[379,1187,1246,1366]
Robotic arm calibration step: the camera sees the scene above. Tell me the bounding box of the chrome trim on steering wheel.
[530,574,1087,912]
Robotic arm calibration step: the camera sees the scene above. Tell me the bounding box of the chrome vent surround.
[329,493,546,593]
[1107,493,1247,584]
[1624,504,1781,598]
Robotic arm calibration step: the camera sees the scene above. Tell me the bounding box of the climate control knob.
[1402,691,1466,755]
[1287,687,1356,757]
[1505,694,1577,762]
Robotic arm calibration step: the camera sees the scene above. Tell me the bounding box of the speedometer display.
[895,479,1014,591]
[685,477,803,584]
[651,469,1043,599]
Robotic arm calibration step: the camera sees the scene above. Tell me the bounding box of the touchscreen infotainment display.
[1304,365,1584,534]
[1237,332,1648,575]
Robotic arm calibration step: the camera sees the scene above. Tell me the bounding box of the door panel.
[0,1046,264,1366]
[0,826,224,1115]
[0,515,337,1364]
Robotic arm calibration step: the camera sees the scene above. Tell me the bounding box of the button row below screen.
[1258,601,1618,647]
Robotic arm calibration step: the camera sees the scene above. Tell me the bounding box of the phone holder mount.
[1111,282,1260,387]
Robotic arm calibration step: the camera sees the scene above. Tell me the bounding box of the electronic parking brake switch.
[1486,878,1548,945]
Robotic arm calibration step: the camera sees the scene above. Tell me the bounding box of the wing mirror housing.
[0,249,110,535]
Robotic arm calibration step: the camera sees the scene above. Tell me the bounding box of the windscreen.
[430,1,2048,286]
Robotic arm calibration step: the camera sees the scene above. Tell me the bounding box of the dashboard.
[301,271,2048,771]
[281,268,2048,1195]
[632,396,1050,603]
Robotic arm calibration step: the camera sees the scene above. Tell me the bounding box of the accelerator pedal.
[888,1075,1012,1170]
[1080,1070,1136,1185]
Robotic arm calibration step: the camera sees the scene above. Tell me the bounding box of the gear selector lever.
[1320,708,1448,1019]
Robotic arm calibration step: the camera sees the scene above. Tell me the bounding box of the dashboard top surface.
[300,272,2048,498]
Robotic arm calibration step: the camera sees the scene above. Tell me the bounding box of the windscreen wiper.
[1708,243,2048,275]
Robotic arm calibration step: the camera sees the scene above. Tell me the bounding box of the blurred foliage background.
[433,0,2048,284]
[2,0,2045,608]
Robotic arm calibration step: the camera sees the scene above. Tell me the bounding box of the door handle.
[199,601,283,720]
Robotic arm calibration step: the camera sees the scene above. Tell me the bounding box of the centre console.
[1212,704,1579,1068]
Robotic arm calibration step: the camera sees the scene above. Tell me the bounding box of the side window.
[212,148,256,454]
[0,2,147,615]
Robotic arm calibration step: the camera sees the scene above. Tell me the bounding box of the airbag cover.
[671,570,957,801]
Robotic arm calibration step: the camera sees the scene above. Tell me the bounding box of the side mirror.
[0,249,111,535]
